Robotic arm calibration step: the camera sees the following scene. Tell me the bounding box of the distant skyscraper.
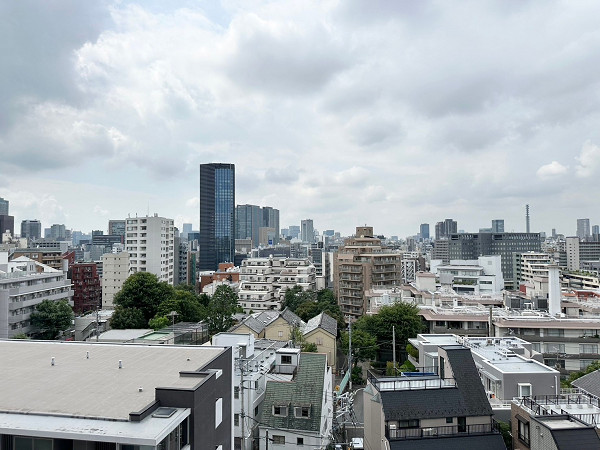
[236,204,261,247]
[577,218,591,240]
[0,197,8,216]
[50,224,67,240]
[525,205,530,233]
[0,215,14,237]
[262,206,280,241]
[593,225,600,240]
[21,220,42,240]
[288,225,300,239]
[420,223,430,240]
[301,219,314,243]
[492,219,504,233]
[108,219,126,237]
[199,163,235,270]
[435,219,457,240]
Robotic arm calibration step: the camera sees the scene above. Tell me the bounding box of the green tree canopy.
[110,306,147,329]
[563,360,600,387]
[206,285,240,334]
[289,288,346,332]
[114,272,175,323]
[341,328,377,366]
[156,290,207,323]
[148,316,170,330]
[30,299,74,340]
[282,285,316,311]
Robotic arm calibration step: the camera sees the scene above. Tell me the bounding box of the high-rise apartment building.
[101,251,130,308]
[577,218,591,240]
[108,219,126,237]
[20,220,42,241]
[334,226,402,319]
[125,215,174,284]
[0,197,8,216]
[434,218,457,240]
[419,223,430,240]
[199,163,235,270]
[70,262,102,314]
[301,219,314,243]
[492,219,505,233]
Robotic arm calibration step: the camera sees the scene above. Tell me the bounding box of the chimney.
[548,265,561,316]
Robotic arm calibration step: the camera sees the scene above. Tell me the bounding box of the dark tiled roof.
[389,433,507,450]
[280,307,304,326]
[303,312,337,337]
[230,316,265,334]
[551,428,600,449]
[260,353,327,433]
[380,347,492,421]
[572,369,600,397]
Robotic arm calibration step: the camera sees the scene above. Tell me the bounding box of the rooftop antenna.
[525,204,530,233]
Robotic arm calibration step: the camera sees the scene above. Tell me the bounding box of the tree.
[148,316,170,330]
[114,272,175,323]
[293,288,346,332]
[206,285,239,334]
[341,328,377,367]
[283,286,315,311]
[563,360,600,387]
[302,342,318,352]
[110,306,147,329]
[30,299,74,340]
[11,333,29,339]
[156,290,207,323]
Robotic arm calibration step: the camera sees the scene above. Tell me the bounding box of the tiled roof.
[260,353,327,433]
[389,434,506,450]
[380,347,492,421]
[281,307,304,326]
[303,312,337,337]
[230,316,266,334]
[572,369,600,397]
[550,427,600,449]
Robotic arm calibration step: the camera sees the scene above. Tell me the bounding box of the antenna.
[525,204,530,233]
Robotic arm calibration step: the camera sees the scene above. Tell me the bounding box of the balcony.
[387,422,499,440]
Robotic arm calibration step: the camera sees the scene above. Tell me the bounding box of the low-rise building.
[0,340,233,449]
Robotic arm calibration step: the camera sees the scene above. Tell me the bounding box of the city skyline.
[2,2,600,237]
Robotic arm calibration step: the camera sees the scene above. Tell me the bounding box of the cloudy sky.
[2,0,600,238]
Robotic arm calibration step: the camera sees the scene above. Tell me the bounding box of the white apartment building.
[125,215,174,284]
[431,255,504,294]
[101,251,130,308]
[238,257,316,311]
[0,253,73,338]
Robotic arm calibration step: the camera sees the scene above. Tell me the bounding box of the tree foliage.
[341,328,377,366]
[30,299,74,340]
[114,272,175,323]
[148,316,170,330]
[155,290,207,323]
[286,288,346,332]
[563,360,600,387]
[110,306,147,329]
[206,285,239,334]
[283,286,315,311]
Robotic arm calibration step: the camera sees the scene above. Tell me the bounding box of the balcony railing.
[388,422,498,440]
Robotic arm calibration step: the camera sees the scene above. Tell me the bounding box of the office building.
[0,215,14,237]
[236,204,262,247]
[491,219,504,233]
[566,236,600,271]
[0,340,233,450]
[262,206,279,240]
[125,214,174,284]
[108,219,126,237]
[199,163,235,270]
[420,223,430,240]
[0,197,8,216]
[20,219,42,241]
[301,219,314,243]
[577,218,591,240]
[101,251,130,309]
[0,254,73,338]
[49,224,67,241]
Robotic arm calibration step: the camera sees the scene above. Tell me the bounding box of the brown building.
[11,248,65,271]
[334,226,402,319]
[199,262,240,290]
[70,263,102,314]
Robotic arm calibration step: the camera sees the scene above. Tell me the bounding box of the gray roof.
[260,353,327,433]
[572,369,600,397]
[303,312,337,337]
[380,347,492,421]
[550,427,600,449]
[389,434,507,450]
[280,307,304,326]
[254,310,280,326]
[231,316,266,334]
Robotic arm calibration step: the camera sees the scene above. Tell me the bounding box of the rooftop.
[0,340,225,420]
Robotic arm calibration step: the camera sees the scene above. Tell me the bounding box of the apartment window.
[278,331,283,338]
[546,328,564,337]
[397,419,419,428]
[518,418,530,445]
[281,355,292,364]
[294,406,311,418]
[545,343,565,353]
[446,417,453,424]
[234,414,240,426]
[272,436,285,445]
[273,405,287,416]
[581,359,595,370]
[580,344,598,354]
[215,398,223,428]
[14,437,53,450]
[297,437,304,446]
[518,383,532,397]
[234,386,240,399]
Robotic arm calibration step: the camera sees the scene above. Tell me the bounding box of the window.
[446,417,453,424]
[294,406,311,418]
[215,398,223,428]
[272,435,285,445]
[281,355,292,364]
[518,383,532,397]
[234,414,239,426]
[580,344,598,354]
[297,437,304,446]
[457,417,466,433]
[397,419,419,428]
[278,330,283,337]
[316,337,323,346]
[14,438,52,450]
[234,387,240,399]
[273,405,288,416]
[581,359,595,370]
[518,419,530,445]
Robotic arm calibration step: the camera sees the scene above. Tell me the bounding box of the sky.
[2,0,600,238]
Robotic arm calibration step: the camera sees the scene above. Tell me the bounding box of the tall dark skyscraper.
[420,223,430,240]
[199,163,235,270]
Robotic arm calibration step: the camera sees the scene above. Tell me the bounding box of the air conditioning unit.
[422,428,438,436]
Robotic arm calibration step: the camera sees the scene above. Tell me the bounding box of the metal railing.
[388,422,498,440]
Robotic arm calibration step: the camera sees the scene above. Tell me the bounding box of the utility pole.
[392,325,396,375]
[240,362,245,450]
[265,430,268,450]
[348,319,353,391]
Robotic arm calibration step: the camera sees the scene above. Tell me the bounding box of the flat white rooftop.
[0,340,224,420]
